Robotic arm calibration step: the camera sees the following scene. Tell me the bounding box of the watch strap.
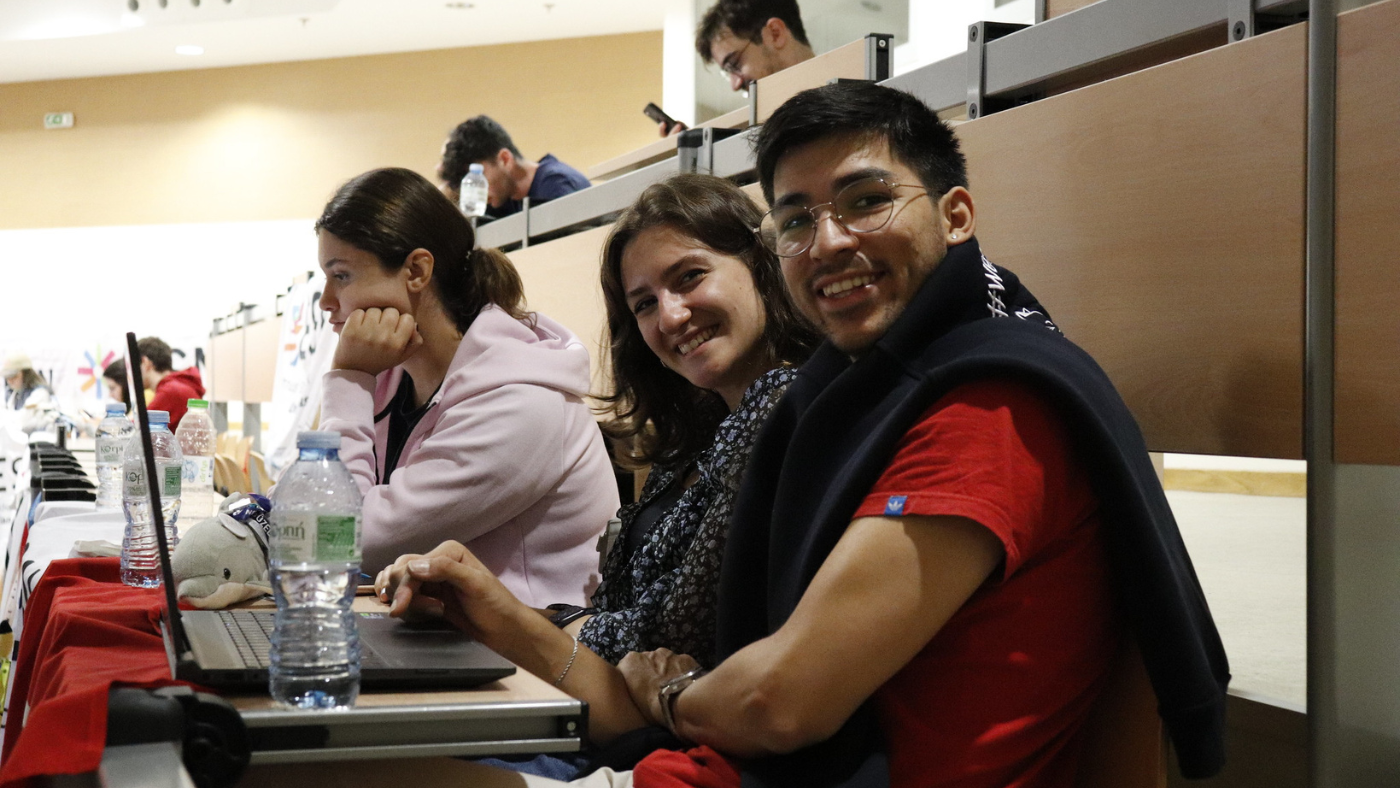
[546,604,591,628]
[658,667,708,736]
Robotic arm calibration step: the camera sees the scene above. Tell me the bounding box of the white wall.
[0,219,317,417]
[662,0,701,126]
[896,0,1036,74]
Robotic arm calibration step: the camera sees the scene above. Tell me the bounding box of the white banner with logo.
[265,280,337,478]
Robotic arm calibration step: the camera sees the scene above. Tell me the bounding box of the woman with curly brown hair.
[376,174,819,759]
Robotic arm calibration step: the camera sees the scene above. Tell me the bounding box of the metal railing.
[479,0,1307,251]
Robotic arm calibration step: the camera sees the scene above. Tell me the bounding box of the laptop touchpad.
[357,613,496,669]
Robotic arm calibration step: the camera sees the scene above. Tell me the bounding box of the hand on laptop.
[376,540,537,650]
[332,307,424,377]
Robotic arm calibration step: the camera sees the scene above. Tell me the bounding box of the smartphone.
[644,102,679,134]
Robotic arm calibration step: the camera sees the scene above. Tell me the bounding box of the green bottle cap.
[187,398,209,408]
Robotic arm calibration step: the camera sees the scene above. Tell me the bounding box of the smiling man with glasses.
[611,81,1228,788]
[695,0,815,94]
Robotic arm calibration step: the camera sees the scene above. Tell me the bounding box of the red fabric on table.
[0,558,193,788]
[633,746,741,788]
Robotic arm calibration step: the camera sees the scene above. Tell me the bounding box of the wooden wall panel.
[957,24,1306,458]
[1047,0,1102,19]
[0,32,661,229]
[242,319,281,404]
[1335,0,1400,464]
[755,38,867,121]
[207,318,280,403]
[508,225,614,398]
[208,331,243,404]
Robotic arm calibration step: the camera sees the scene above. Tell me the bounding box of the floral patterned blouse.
[580,367,796,668]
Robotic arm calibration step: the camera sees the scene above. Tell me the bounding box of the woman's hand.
[618,648,702,728]
[333,307,424,376]
[375,540,533,649]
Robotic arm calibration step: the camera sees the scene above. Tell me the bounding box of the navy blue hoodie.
[716,237,1229,787]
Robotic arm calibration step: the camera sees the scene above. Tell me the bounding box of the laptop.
[121,332,515,692]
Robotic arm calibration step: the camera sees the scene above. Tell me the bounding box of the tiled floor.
[1167,490,1306,709]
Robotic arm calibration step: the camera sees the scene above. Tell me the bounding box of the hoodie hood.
[162,366,204,394]
[371,305,592,411]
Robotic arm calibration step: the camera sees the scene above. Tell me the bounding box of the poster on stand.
[1,337,203,437]
[266,280,337,477]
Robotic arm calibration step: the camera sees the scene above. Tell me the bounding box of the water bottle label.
[183,456,214,488]
[271,513,363,563]
[127,464,182,499]
[163,464,182,498]
[97,440,123,463]
[124,468,147,498]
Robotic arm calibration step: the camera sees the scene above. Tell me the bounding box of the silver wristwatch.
[657,667,708,736]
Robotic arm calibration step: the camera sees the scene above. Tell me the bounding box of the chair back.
[214,454,249,495]
[247,451,274,494]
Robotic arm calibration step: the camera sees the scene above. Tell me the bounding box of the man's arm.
[621,514,1004,757]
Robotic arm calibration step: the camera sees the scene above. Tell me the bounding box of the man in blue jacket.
[437,115,590,220]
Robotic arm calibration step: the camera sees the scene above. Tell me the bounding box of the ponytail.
[467,247,530,323]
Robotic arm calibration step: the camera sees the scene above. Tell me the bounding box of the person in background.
[316,167,617,604]
[137,337,203,428]
[437,115,591,220]
[658,0,815,138]
[3,353,58,435]
[102,359,131,407]
[696,0,815,94]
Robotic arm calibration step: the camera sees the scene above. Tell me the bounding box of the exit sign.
[43,112,74,130]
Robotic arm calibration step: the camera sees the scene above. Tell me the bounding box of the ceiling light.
[445,2,473,8]
[175,44,204,55]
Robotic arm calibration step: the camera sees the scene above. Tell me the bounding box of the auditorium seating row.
[202,1,1399,783]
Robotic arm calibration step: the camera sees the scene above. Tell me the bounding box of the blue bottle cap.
[148,410,170,425]
[106,403,127,416]
[296,430,342,450]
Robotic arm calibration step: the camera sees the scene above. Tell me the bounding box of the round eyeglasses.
[755,178,926,258]
[718,39,754,78]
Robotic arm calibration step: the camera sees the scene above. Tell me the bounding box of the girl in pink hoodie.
[314,167,618,607]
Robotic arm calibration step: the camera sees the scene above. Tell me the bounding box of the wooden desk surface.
[225,666,571,713]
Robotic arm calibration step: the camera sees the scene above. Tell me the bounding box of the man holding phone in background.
[655,0,816,137]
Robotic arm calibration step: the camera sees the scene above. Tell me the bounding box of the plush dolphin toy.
[171,493,273,609]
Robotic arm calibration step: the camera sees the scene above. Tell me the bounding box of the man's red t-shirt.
[853,378,1120,788]
[634,378,1119,788]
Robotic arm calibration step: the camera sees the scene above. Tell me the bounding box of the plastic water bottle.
[268,430,363,709]
[176,399,218,521]
[121,410,183,587]
[459,163,489,218]
[95,403,133,512]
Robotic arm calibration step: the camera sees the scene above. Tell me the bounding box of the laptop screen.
[123,331,190,660]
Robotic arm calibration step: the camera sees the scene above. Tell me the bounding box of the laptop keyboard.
[218,610,384,669]
[219,610,273,668]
